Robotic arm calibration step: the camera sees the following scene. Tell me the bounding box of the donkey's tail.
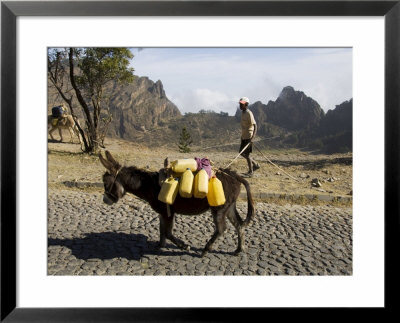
[219,168,255,227]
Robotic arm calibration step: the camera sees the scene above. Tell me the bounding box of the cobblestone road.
[48,189,352,276]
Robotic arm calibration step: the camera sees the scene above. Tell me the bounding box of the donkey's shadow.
[48,232,215,260]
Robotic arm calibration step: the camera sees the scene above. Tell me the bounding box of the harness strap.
[106,166,123,199]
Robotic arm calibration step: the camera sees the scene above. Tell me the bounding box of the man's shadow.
[48,232,210,260]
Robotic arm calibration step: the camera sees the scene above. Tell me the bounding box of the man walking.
[239,97,260,177]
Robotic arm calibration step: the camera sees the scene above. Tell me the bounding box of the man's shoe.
[253,164,260,172]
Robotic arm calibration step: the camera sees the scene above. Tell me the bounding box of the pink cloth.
[194,157,212,178]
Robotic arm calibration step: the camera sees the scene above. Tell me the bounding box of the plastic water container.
[179,168,194,198]
[207,176,226,206]
[194,168,208,198]
[172,159,198,173]
[158,176,179,205]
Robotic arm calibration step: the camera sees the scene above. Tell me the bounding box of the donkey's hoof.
[179,244,190,252]
[157,242,166,249]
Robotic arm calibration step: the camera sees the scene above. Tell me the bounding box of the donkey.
[48,114,82,144]
[99,151,255,256]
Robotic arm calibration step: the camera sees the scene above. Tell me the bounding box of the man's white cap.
[239,97,249,104]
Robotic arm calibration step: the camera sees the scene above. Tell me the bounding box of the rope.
[253,143,301,183]
[216,140,301,183]
[201,135,280,151]
[223,142,251,169]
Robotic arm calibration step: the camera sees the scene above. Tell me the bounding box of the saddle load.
[51,105,67,126]
[158,157,226,206]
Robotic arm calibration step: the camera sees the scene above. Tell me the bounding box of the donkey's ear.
[99,152,113,171]
[105,150,120,167]
[164,157,169,168]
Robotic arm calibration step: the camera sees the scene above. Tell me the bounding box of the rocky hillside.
[236,86,325,132]
[268,86,325,131]
[105,77,181,138]
[48,76,352,153]
[319,99,352,137]
[128,111,240,150]
[314,99,353,153]
[48,75,181,139]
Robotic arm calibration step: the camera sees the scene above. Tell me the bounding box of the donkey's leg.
[201,208,227,257]
[58,128,63,142]
[165,214,190,251]
[49,127,56,141]
[159,211,190,251]
[158,214,168,248]
[226,203,245,255]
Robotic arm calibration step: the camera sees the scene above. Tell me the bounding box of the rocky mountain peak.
[104,76,180,138]
[278,86,296,100]
[149,80,166,98]
[266,86,325,131]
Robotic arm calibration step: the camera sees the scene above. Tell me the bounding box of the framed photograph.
[1,0,398,321]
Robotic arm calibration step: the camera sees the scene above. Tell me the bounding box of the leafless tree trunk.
[68,48,99,153]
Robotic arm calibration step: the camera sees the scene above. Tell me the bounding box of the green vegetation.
[178,126,193,153]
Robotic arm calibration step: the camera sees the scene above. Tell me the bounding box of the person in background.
[239,97,260,177]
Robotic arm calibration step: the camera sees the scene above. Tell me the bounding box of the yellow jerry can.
[158,176,179,205]
[172,159,198,173]
[52,118,59,127]
[207,176,226,206]
[194,168,208,198]
[179,168,194,198]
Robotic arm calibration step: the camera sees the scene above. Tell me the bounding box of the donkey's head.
[99,150,125,205]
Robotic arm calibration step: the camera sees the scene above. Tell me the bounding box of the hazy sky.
[129,47,352,116]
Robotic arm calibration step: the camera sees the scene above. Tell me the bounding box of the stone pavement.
[48,189,352,276]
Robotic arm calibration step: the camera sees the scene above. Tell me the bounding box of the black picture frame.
[1,1,398,321]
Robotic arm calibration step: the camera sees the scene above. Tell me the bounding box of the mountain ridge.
[48,76,352,153]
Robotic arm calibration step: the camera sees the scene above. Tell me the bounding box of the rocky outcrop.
[105,76,181,139]
[315,99,353,153]
[234,86,326,136]
[318,99,352,137]
[265,86,325,131]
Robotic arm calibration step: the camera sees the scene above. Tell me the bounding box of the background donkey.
[99,150,255,256]
[48,114,82,144]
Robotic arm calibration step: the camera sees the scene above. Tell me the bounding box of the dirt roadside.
[48,136,353,206]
